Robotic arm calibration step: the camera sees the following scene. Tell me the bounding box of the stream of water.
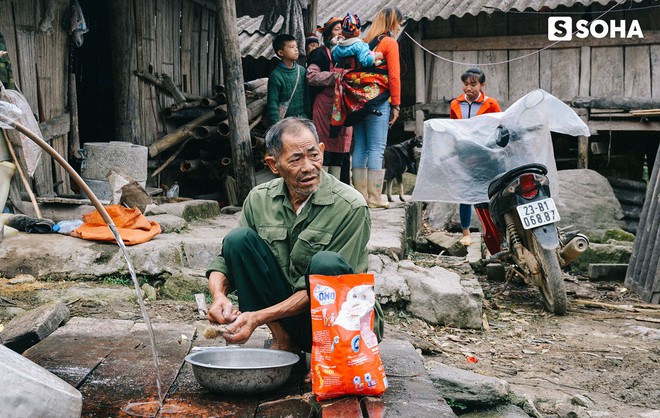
[0,107,166,415]
[111,224,164,405]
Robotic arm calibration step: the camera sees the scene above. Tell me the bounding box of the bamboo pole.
[2,130,41,217]
[244,77,268,91]
[148,108,218,157]
[161,73,187,104]
[151,138,192,178]
[213,104,228,119]
[192,125,220,140]
[169,99,205,112]
[180,159,203,173]
[134,70,203,101]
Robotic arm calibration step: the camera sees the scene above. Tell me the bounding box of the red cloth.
[313,86,352,153]
[331,69,389,129]
[330,35,400,130]
[71,205,161,245]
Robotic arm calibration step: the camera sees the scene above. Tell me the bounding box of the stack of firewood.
[136,72,268,204]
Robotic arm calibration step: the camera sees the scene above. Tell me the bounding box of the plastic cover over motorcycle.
[411,89,590,205]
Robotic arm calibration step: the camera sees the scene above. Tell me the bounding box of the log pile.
[136,71,269,205]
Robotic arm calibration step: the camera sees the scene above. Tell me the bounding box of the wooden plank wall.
[422,5,660,107]
[425,39,660,105]
[129,0,217,147]
[625,144,660,304]
[0,0,70,196]
[0,0,218,197]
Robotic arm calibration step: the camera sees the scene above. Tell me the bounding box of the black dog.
[383,137,422,202]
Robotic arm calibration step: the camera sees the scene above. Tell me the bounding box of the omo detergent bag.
[309,274,387,400]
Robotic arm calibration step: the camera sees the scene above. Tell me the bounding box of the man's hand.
[223,311,259,345]
[207,292,240,325]
[207,271,239,325]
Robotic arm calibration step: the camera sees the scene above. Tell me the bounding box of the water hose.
[0,110,165,404]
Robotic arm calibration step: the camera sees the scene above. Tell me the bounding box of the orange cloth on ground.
[71,205,161,245]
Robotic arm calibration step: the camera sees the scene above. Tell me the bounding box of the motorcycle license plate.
[516,198,560,230]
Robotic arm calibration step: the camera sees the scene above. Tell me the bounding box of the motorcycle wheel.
[530,235,567,315]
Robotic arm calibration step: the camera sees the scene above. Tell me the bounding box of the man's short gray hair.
[265,117,319,158]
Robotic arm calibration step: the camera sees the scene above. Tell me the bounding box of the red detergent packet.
[309,274,388,401]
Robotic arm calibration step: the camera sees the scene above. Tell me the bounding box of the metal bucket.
[185,347,300,394]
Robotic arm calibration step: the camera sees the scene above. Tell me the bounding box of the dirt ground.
[389,253,660,416]
[1,260,659,417]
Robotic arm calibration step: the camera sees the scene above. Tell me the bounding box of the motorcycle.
[474,128,589,314]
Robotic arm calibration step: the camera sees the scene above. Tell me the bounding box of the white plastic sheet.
[0,344,83,417]
[0,88,44,177]
[411,90,590,204]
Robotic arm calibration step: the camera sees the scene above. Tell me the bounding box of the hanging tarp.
[411,89,590,204]
[260,0,308,56]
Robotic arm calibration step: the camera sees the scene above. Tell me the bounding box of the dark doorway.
[75,0,115,145]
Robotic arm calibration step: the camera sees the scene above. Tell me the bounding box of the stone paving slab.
[22,317,134,387]
[24,317,195,417]
[0,300,69,353]
[22,318,457,417]
[378,339,457,417]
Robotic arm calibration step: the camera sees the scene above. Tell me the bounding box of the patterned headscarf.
[341,14,361,38]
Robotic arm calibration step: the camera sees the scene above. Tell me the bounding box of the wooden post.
[216,0,255,204]
[577,135,589,169]
[413,27,426,138]
[69,39,81,159]
[577,46,591,170]
[107,0,141,143]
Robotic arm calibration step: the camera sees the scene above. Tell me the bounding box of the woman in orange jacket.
[450,68,501,246]
[349,6,403,209]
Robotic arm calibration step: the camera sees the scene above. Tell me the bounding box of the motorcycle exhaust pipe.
[559,234,589,267]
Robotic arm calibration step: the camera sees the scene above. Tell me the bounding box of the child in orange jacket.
[450,68,501,246]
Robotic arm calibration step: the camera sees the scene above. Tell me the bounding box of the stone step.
[376,339,457,417]
[0,203,409,281]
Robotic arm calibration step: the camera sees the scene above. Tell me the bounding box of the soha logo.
[548,17,644,41]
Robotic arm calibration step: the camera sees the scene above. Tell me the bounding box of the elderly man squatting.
[206,117,384,353]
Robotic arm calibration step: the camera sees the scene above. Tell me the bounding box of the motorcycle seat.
[488,163,548,199]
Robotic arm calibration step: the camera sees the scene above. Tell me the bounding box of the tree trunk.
[216,0,255,204]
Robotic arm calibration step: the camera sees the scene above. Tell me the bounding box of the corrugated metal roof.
[238,0,647,59]
[238,15,283,59]
[316,0,646,21]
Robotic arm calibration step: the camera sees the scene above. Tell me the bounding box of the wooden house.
[0,0,224,200]
[2,1,659,194]
[398,0,660,182]
[394,0,660,233]
[1,0,658,301]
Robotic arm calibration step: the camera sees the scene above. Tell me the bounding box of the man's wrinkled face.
[266,127,325,199]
